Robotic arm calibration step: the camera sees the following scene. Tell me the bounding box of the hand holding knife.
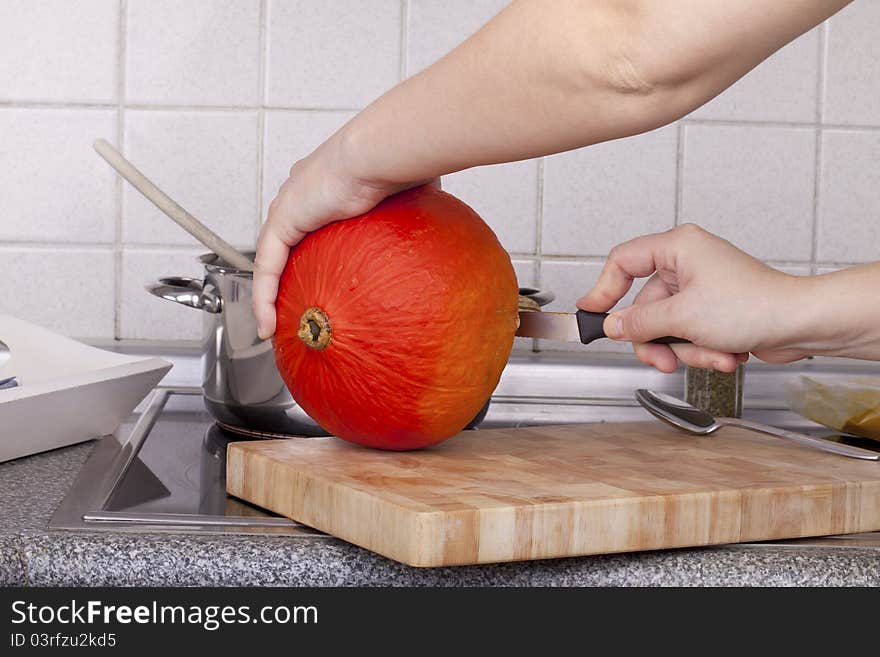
[516,309,689,346]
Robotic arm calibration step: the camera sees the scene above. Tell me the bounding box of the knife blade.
[516,310,689,346]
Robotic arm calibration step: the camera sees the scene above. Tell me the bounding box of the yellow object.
[785,375,880,442]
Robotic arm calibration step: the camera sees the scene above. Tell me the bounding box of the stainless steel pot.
[147,252,326,436]
[147,252,552,436]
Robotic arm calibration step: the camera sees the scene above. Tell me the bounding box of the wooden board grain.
[225,421,880,567]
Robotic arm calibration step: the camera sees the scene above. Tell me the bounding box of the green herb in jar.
[684,365,744,418]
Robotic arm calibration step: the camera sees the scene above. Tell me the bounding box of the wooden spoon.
[93,139,255,273]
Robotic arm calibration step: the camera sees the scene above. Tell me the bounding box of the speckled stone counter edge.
[9,529,880,587]
[0,535,25,586]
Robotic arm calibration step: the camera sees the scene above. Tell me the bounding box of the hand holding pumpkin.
[253,138,432,340]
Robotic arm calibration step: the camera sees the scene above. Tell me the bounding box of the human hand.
[578,224,811,373]
[253,136,432,340]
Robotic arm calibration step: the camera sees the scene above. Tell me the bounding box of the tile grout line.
[810,21,829,276]
[114,0,128,341]
[3,99,879,132]
[534,158,545,273]
[504,253,828,267]
[255,0,269,243]
[674,122,685,226]
[533,157,545,352]
[0,101,363,113]
[0,242,860,269]
[682,117,817,130]
[399,0,409,80]
[682,118,880,132]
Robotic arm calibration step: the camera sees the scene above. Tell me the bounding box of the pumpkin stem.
[298,307,332,350]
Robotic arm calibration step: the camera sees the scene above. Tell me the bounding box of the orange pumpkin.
[273,185,519,450]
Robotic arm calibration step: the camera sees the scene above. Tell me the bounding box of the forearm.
[332,0,850,186]
[788,264,880,361]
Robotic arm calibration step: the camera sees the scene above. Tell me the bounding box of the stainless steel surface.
[49,387,326,537]
[82,511,298,528]
[146,277,222,313]
[635,389,880,460]
[0,339,13,388]
[516,311,581,342]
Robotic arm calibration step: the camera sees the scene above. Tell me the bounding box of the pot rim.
[199,251,256,276]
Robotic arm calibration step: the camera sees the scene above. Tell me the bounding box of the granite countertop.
[2,438,880,586]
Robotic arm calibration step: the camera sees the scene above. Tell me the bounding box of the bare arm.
[340,0,850,182]
[255,0,852,338]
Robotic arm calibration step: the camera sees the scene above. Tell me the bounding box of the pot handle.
[146,277,223,314]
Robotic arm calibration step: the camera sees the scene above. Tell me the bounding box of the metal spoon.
[0,339,17,389]
[634,388,879,461]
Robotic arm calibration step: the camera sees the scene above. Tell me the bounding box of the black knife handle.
[575,310,690,346]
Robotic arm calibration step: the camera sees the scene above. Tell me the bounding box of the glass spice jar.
[684,364,745,418]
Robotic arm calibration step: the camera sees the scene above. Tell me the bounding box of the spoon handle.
[719,418,879,461]
[93,139,254,273]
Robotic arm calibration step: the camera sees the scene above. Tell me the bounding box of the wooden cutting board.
[225,421,880,567]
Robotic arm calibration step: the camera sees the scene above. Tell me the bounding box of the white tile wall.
[680,124,816,262]
[511,259,537,290]
[817,129,880,264]
[262,110,356,215]
[0,0,118,104]
[407,0,508,75]
[690,29,820,123]
[266,0,401,108]
[542,125,677,257]
[0,246,115,339]
[126,0,262,106]
[443,161,538,254]
[824,2,880,126]
[0,108,117,243]
[122,110,259,248]
[0,2,877,346]
[119,248,206,341]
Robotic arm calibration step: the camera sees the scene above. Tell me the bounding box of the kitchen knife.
[516,310,689,345]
